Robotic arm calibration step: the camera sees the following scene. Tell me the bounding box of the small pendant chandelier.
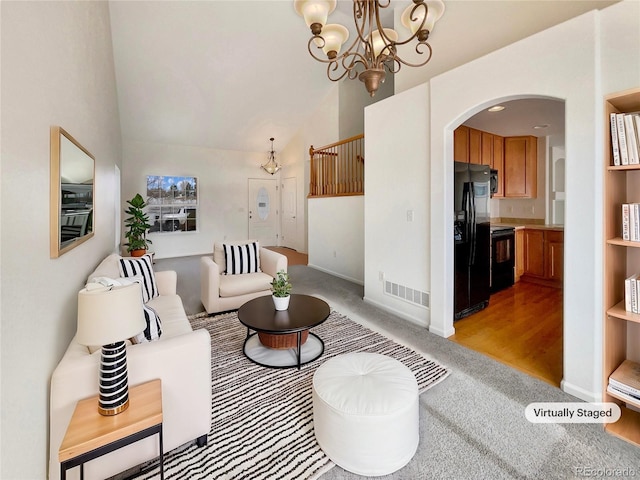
[294,0,445,97]
[261,137,281,175]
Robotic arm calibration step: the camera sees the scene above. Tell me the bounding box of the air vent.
[384,280,429,308]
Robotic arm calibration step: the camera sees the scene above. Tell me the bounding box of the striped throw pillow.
[118,254,159,303]
[223,242,261,275]
[132,303,162,344]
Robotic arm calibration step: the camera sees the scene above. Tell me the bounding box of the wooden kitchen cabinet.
[469,128,482,165]
[504,136,537,198]
[546,230,564,282]
[454,126,469,163]
[523,229,545,278]
[522,227,563,288]
[492,135,504,197]
[515,228,524,281]
[481,131,493,166]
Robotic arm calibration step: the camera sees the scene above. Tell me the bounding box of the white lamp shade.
[321,24,349,56]
[370,28,398,59]
[401,0,445,34]
[76,284,146,346]
[294,0,337,28]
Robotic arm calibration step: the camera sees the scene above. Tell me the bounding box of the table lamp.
[76,283,146,416]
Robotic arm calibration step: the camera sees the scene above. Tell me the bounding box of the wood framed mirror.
[50,126,95,258]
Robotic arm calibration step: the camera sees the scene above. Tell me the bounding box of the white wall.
[0,2,122,478]
[339,73,393,140]
[364,83,431,327]
[121,141,275,258]
[308,196,364,284]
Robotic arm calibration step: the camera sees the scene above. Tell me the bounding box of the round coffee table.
[237,294,330,369]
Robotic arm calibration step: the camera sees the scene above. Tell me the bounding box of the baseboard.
[307,264,364,286]
[429,322,456,338]
[560,379,599,403]
[362,295,428,328]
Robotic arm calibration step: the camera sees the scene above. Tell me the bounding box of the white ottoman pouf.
[312,352,419,476]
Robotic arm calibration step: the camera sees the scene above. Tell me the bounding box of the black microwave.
[490,169,499,197]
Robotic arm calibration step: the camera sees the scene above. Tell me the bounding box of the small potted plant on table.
[124,193,152,257]
[271,270,292,311]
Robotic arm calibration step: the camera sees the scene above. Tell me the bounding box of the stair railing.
[308,134,364,197]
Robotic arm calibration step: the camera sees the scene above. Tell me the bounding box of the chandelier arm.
[326,63,351,82]
[393,42,434,68]
[384,57,402,74]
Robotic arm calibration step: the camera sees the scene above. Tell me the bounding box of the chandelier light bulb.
[369,28,398,59]
[321,24,350,58]
[294,0,337,34]
[401,0,445,37]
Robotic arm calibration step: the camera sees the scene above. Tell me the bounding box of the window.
[147,176,198,233]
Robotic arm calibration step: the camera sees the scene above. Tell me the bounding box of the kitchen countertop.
[491,222,564,231]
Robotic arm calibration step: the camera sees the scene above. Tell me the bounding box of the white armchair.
[201,241,287,314]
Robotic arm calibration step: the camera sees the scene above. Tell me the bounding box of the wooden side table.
[59,379,164,480]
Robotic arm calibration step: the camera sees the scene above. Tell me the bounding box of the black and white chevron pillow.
[118,254,159,303]
[223,242,261,275]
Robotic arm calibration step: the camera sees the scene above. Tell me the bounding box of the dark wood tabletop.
[237,294,330,334]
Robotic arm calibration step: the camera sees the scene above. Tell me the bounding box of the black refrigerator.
[454,161,491,320]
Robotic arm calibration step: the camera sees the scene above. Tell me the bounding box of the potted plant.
[271,270,292,310]
[124,193,152,257]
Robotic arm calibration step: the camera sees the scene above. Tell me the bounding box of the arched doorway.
[446,97,566,387]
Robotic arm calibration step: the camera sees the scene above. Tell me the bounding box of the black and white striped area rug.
[133,310,450,480]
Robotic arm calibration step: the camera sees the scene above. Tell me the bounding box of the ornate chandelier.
[261,137,281,175]
[294,0,445,97]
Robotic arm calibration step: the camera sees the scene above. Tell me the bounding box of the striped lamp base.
[99,341,130,416]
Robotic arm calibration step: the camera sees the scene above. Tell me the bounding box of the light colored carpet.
[152,257,640,479]
[129,309,449,480]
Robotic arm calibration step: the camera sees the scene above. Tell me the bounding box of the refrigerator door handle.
[469,182,476,265]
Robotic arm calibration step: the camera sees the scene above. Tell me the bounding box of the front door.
[248,178,278,246]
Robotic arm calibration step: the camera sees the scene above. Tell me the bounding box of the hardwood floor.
[449,281,563,387]
[264,246,308,266]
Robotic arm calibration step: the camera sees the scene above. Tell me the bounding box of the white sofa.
[49,254,212,480]
[200,241,288,314]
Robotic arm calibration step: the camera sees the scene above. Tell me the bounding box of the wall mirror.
[50,126,95,258]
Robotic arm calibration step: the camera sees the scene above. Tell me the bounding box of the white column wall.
[363,84,431,327]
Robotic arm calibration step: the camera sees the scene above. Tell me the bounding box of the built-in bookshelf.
[604,87,640,447]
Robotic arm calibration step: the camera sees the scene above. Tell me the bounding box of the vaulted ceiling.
[108,0,618,154]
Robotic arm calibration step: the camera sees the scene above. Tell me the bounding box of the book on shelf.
[611,113,621,166]
[625,114,640,165]
[609,360,640,396]
[607,385,640,404]
[611,113,640,166]
[625,273,639,313]
[609,377,640,397]
[622,203,640,242]
[617,113,629,165]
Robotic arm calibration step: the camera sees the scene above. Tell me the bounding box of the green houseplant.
[124,193,152,257]
[271,270,292,310]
